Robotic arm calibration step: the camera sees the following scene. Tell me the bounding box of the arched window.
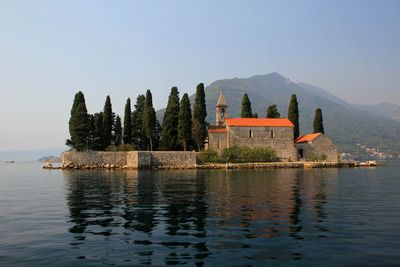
[220,108,225,120]
[249,130,253,138]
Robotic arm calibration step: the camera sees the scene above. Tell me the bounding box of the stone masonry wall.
[61,151,197,169]
[62,151,128,167]
[150,151,198,168]
[208,132,228,154]
[296,134,338,162]
[227,126,297,161]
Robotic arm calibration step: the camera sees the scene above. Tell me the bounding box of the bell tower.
[216,91,228,126]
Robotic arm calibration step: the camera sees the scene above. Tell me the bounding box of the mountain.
[158,73,400,154]
[352,103,400,122]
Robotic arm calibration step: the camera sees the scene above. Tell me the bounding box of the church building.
[207,92,297,161]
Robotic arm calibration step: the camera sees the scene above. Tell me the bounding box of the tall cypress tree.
[67,91,89,151]
[178,93,192,151]
[192,83,207,151]
[241,93,253,118]
[266,104,281,118]
[123,98,132,144]
[87,114,95,150]
[102,95,113,149]
[93,112,103,150]
[313,108,325,134]
[114,115,122,146]
[131,95,145,150]
[288,94,300,139]
[142,90,156,151]
[160,87,180,150]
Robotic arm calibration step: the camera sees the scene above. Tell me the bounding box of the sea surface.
[1,162,400,267]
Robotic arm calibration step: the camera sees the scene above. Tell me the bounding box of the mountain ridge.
[157,73,400,154]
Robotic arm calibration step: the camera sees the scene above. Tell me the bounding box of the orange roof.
[295,133,322,143]
[225,118,294,127]
[208,128,227,133]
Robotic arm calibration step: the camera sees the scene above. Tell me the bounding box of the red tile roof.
[295,133,322,143]
[225,118,294,127]
[208,128,227,133]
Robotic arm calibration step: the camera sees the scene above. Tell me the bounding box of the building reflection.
[64,167,338,265]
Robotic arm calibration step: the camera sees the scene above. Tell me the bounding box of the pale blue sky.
[1,0,399,150]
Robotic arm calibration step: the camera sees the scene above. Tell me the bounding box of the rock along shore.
[43,160,376,170]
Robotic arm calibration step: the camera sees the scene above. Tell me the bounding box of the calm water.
[1,162,400,266]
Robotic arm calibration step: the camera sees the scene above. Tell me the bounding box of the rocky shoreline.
[43,160,377,170]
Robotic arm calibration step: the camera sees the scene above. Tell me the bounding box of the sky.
[0,0,399,151]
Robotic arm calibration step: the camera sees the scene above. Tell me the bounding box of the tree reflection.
[64,167,338,265]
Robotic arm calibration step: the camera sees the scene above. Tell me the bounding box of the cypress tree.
[178,93,192,151]
[102,95,113,149]
[123,98,132,144]
[114,115,122,146]
[87,114,95,150]
[93,112,103,150]
[131,95,145,150]
[192,83,207,151]
[241,93,253,118]
[67,91,89,151]
[153,119,162,150]
[142,90,156,151]
[160,87,180,150]
[313,108,325,134]
[266,104,281,118]
[288,94,300,139]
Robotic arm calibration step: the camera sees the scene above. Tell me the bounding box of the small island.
[53,87,375,170]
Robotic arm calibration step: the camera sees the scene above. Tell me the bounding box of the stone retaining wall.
[61,151,197,169]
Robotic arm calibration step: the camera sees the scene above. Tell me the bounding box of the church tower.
[216,91,228,126]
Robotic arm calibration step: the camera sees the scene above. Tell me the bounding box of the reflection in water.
[64,168,338,265]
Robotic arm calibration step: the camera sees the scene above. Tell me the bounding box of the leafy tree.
[160,87,180,150]
[266,104,281,118]
[178,93,192,151]
[288,94,300,139]
[192,83,207,151]
[66,91,89,151]
[241,93,253,118]
[142,90,156,151]
[114,115,122,146]
[102,95,113,148]
[313,108,325,134]
[123,98,132,144]
[131,95,145,150]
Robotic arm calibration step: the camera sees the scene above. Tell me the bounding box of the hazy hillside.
[158,73,400,153]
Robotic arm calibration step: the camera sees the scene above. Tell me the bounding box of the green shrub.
[307,152,327,162]
[116,144,135,151]
[199,146,279,163]
[198,150,220,163]
[221,146,279,163]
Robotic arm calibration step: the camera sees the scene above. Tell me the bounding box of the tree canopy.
[178,93,192,151]
[192,83,207,151]
[313,108,325,134]
[288,94,300,140]
[241,93,253,118]
[67,91,89,151]
[160,87,180,150]
[266,104,281,118]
